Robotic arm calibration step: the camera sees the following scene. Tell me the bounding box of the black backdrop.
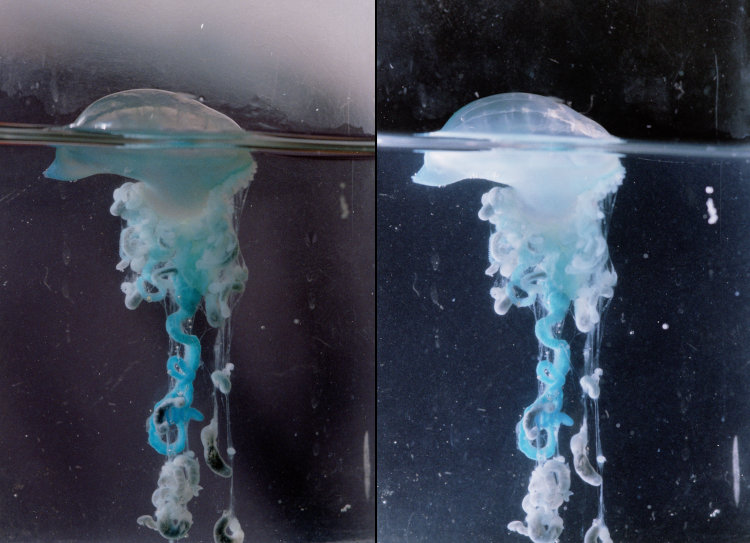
[378,0,750,140]
[378,1,750,542]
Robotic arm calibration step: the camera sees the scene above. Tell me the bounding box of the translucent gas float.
[45,89,251,542]
[414,93,624,543]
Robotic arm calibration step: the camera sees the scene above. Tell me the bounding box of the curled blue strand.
[536,360,563,385]
[147,278,206,456]
[514,290,574,460]
[135,275,167,303]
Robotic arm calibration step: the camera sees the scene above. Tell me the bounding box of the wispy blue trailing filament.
[414,93,623,543]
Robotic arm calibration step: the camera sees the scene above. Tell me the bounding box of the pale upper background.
[0,0,374,133]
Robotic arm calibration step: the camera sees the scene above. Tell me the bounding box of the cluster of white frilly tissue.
[136,452,201,540]
[505,444,612,543]
[480,161,622,335]
[110,163,253,329]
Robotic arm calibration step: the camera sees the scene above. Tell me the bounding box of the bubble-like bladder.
[414,93,623,542]
[45,89,252,541]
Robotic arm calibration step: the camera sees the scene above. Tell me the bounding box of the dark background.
[378,150,750,542]
[378,0,750,140]
[378,1,750,542]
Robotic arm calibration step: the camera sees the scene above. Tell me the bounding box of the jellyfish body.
[45,89,254,456]
[413,93,623,542]
[45,89,254,540]
[45,89,253,217]
[413,93,623,221]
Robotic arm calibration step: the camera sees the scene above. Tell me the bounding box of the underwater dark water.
[0,143,375,542]
[378,147,750,543]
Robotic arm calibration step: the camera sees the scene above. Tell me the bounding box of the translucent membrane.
[413,93,620,543]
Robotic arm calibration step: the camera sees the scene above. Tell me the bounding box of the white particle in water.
[706,197,718,224]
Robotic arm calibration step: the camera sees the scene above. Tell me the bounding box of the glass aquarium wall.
[0,2,375,542]
[377,144,750,542]
[377,1,750,541]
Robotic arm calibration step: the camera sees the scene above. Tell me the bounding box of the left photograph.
[0,2,374,542]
